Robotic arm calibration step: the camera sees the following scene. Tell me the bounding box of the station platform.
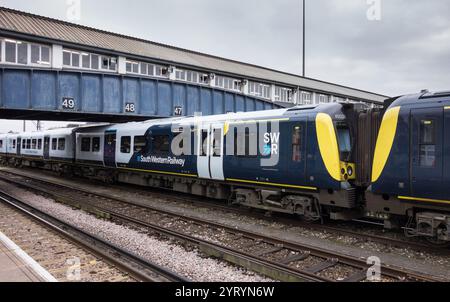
[0,232,57,282]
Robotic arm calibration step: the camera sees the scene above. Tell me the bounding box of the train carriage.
[366,91,450,241]
[72,103,360,220]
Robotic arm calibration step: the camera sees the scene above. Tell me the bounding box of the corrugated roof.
[0,6,388,103]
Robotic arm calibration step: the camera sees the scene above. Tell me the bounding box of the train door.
[16,138,21,156]
[197,123,211,179]
[287,121,307,183]
[104,131,117,168]
[410,108,443,197]
[43,136,50,160]
[210,123,225,180]
[196,123,224,180]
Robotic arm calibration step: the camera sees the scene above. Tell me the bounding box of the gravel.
[0,181,272,282]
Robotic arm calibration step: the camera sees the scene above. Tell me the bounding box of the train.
[0,90,449,243]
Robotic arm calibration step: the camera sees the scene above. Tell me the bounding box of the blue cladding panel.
[200,88,212,116]
[59,73,80,110]
[173,84,185,115]
[3,70,30,109]
[255,101,264,111]
[103,76,121,113]
[141,80,157,115]
[157,82,171,116]
[236,95,245,112]
[264,102,273,110]
[225,93,235,113]
[187,86,200,116]
[246,98,256,112]
[0,68,280,118]
[81,75,101,113]
[213,91,224,115]
[32,71,56,110]
[123,78,139,114]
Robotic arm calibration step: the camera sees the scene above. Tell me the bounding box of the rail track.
[4,168,445,255]
[0,169,443,282]
[0,188,188,282]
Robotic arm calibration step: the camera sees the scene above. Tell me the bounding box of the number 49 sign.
[62,97,76,110]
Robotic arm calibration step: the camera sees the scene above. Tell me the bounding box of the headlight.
[347,166,353,177]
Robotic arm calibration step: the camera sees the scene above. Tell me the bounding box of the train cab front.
[314,103,362,220]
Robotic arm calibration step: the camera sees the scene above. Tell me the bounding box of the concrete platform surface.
[0,231,57,282]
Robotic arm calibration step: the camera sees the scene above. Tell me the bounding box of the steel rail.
[0,171,443,282]
[0,189,189,282]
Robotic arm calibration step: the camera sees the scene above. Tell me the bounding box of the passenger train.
[1,91,449,243]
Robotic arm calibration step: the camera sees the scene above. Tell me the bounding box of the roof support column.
[118,56,126,74]
[312,92,319,104]
[292,88,299,105]
[52,44,63,70]
[209,73,216,88]
[168,66,176,81]
[270,84,276,103]
[242,80,249,95]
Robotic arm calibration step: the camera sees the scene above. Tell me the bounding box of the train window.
[52,138,57,150]
[420,120,435,144]
[92,137,100,152]
[200,130,208,156]
[58,138,66,151]
[22,140,26,149]
[419,120,436,167]
[134,136,146,153]
[152,135,170,153]
[292,126,302,162]
[27,139,31,149]
[120,136,131,153]
[336,126,352,160]
[38,139,42,150]
[32,139,37,149]
[0,140,2,148]
[12,139,16,149]
[81,137,91,152]
[212,129,222,157]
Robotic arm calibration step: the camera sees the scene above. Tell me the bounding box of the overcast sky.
[0,0,449,132]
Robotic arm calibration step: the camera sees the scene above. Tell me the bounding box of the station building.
[0,7,388,122]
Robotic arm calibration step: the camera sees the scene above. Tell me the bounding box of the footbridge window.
[248,81,271,100]
[275,86,293,103]
[175,68,209,85]
[215,76,241,92]
[125,59,169,79]
[1,38,51,67]
[318,94,331,104]
[63,49,116,72]
[297,91,312,105]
